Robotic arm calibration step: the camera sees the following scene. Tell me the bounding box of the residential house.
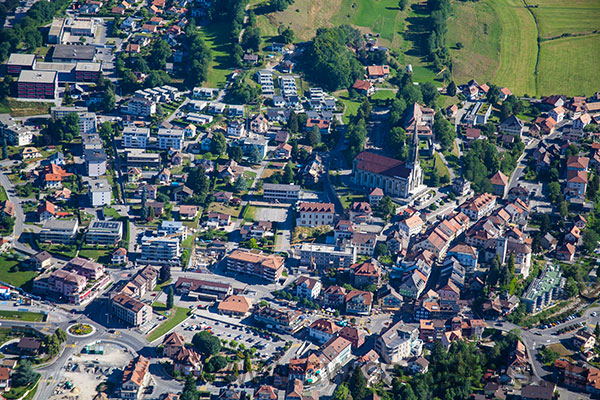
[295,276,322,300]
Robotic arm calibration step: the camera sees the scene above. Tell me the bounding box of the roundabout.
[67,323,96,338]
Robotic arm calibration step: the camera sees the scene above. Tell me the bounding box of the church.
[352,126,424,199]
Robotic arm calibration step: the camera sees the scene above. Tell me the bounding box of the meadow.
[447,0,600,96]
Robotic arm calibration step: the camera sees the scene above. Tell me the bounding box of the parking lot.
[173,314,285,361]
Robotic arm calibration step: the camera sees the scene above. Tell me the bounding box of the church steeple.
[407,123,419,169]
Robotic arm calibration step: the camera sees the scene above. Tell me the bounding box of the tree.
[398,0,408,10]
[241,26,261,51]
[308,125,321,147]
[421,81,439,107]
[234,176,248,193]
[44,333,60,357]
[160,264,171,283]
[148,204,156,221]
[232,362,239,377]
[55,328,67,343]
[583,230,599,254]
[192,331,222,357]
[243,352,252,372]
[595,322,600,339]
[206,355,228,372]
[559,201,569,218]
[349,366,367,400]
[102,88,116,112]
[228,146,243,163]
[1,136,7,160]
[181,374,199,400]
[248,146,262,164]
[166,286,174,310]
[211,131,227,156]
[486,84,500,105]
[379,196,395,218]
[148,39,172,70]
[13,360,37,387]
[539,345,560,365]
[333,383,350,400]
[433,112,455,150]
[280,26,294,44]
[282,162,294,184]
[374,243,388,258]
[287,112,299,133]
[446,81,457,96]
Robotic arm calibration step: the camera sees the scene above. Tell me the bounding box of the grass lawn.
[433,152,451,180]
[147,304,190,342]
[447,0,600,95]
[0,310,46,322]
[0,187,6,202]
[242,205,256,222]
[207,203,242,218]
[0,99,54,117]
[532,0,600,39]
[153,279,172,292]
[103,207,121,219]
[537,35,600,96]
[547,342,573,359]
[198,22,234,88]
[0,255,37,289]
[371,90,396,101]
[338,92,361,124]
[78,247,114,264]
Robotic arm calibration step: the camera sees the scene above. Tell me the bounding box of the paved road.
[0,161,35,255]
[507,137,539,192]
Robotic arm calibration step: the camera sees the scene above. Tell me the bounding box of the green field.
[147,304,190,342]
[198,22,234,88]
[537,35,600,96]
[447,0,600,96]
[0,255,37,289]
[0,310,46,322]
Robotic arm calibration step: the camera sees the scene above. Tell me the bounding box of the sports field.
[448,0,600,96]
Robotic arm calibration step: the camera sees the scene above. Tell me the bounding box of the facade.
[122,127,150,148]
[86,220,123,245]
[139,236,181,266]
[6,53,36,75]
[112,293,153,326]
[345,290,373,315]
[299,243,356,270]
[175,277,232,300]
[375,321,422,364]
[353,127,423,198]
[84,149,107,177]
[308,319,340,343]
[126,98,156,116]
[253,306,303,333]
[17,70,58,99]
[75,62,101,81]
[295,276,322,299]
[296,202,334,227]
[226,250,284,282]
[120,356,150,399]
[40,219,79,244]
[88,179,112,206]
[263,183,300,202]
[157,128,184,150]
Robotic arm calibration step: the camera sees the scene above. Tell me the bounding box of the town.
[0,0,598,400]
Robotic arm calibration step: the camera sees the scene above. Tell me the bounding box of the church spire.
[407,122,419,169]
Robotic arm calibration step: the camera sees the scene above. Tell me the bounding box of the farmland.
[447,0,600,96]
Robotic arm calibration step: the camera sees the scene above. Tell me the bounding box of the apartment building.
[40,219,79,244]
[459,193,496,221]
[139,235,182,265]
[226,250,285,282]
[296,202,335,227]
[86,220,123,245]
[51,108,98,134]
[84,148,107,176]
[299,243,356,270]
[88,179,112,206]
[75,62,101,82]
[157,220,188,241]
[375,321,422,364]
[157,128,184,150]
[253,306,303,333]
[122,127,150,148]
[120,356,150,399]
[17,70,58,99]
[263,183,300,202]
[111,293,153,327]
[126,98,156,117]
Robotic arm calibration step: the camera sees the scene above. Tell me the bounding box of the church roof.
[355,152,412,179]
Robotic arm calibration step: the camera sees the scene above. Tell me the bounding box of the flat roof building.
[17,70,58,99]
[52,45,96,63]
[6,53,36,75]
[86,220,123,245]
[40,219,79,244]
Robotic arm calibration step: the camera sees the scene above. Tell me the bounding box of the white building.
[296,202,334,227]
[84,148,107,177]
[375,321,422,364]
[157,128,184,150]
[88,179,111,206]
[295,276,322,299]
[157,220,188,241]
[122,127,150,148]
[126,98,156,117]
[398,214,424,237]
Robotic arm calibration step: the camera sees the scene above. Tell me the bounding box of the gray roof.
[264,183,300,191]
[75,62,101,72]
[18,70,57,84]
[42,219,78,230]
[84,149,107,163]
[52,45,95,61]
[7,53,35,66]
